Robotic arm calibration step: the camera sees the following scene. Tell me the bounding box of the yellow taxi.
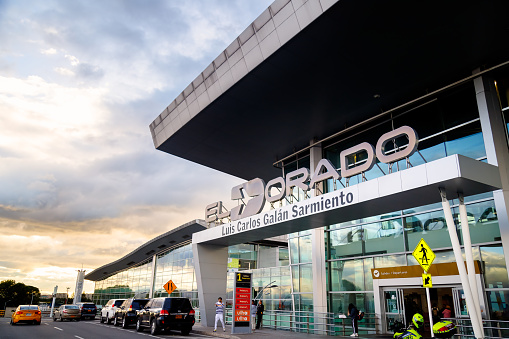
[10,305,42,325]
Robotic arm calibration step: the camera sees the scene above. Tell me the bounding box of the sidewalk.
[191,324,393,339]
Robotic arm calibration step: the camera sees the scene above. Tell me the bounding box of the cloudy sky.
[0,0,273,294]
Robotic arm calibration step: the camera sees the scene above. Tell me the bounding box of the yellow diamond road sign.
[422,273,432,288]
[412,238,436,272]
[164,280,177,294]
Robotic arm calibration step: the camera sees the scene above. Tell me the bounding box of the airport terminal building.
[87,0,509,336]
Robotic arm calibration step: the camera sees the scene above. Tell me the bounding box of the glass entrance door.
[453,287,468,317]
[384,289,405,333]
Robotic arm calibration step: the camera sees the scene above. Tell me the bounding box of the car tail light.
[128,306,132,311]
[63,310,68,313]
[16,311,22,315]
[35,311,41,315]
[189,309,195,316]
[160,309,169,316]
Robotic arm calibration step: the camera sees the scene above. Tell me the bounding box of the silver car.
[53,305,81,322]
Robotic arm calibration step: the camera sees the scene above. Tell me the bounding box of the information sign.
[232,272,252,334]
[163,280,177,294]
[412,238,436,272]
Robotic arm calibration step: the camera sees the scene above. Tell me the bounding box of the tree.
[0,280,40,308]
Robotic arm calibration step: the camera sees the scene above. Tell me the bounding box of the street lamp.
[254,280,278,300]
[65,287,70,304]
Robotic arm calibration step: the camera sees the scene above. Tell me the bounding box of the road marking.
[75,336,84,339]
[54,326,63,331]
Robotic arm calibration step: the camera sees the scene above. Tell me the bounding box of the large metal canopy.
[150,0,509,182]
[85,220,207,281]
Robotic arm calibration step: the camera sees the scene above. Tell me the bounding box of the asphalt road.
[0,318,216,339]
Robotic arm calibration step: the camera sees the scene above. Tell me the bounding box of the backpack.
[358,311,365,320]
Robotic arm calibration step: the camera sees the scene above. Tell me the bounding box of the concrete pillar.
[193,242,228,327]
[474,74,509,282]
[310,142,328,329]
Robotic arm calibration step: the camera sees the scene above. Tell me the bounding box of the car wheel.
[122,316,128,329]
[10,319,14,326]
[181,327,191,336]
[60,316,63,322]
[136,318,143,332]
[106,313,112,324]
[100,315,105,323]
[53,316,56,322]
[36,321,41,325]
[150,319,159,335]
[76,319,80,322]
[113,315,119,326]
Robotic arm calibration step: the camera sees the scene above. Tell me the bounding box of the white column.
[193,242,228,327]
[310,142,328,332]
[475,74,509,282]
[440,188,484,338]
[458,194,483,328]
[149,254,157,298]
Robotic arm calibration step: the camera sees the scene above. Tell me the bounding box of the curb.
[192,328,241,339]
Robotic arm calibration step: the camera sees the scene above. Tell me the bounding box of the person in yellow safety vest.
[393,313,424,339]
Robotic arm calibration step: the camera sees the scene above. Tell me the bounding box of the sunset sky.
[0,0,272,295]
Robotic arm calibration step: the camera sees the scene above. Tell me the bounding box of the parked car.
[53,304,81,322]
[10,305,41,325]
[113,298,150,328]
[75,302,97,320]
[136,297,195,335]
[100,298,126,324]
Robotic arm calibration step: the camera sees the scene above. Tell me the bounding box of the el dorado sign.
[206,126,418,223]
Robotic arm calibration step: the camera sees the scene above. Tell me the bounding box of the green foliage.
[0,280,40,308]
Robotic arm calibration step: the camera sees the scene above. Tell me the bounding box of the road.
[0,318,216,339]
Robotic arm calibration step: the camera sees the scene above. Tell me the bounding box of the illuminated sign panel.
[232,273,252,334]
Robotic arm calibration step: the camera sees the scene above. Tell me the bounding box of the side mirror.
[11,310,15,313]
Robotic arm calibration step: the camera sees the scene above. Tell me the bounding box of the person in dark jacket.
[256,300,264,329]
[347,303,359,337]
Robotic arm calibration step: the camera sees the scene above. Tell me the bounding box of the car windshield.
[65,305,79,309]
[81,304,95,308]
[163,298,192,312]
[19,306,38,310]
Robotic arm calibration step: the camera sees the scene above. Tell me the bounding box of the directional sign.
[412,238,436,272]
[422,273,432,288]
[163,280,177,294]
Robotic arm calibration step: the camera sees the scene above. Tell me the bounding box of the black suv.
[113,298,149,328]
[136,297,195,335]
[75,302,97,320]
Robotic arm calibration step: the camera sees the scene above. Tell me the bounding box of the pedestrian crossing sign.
[412,238,435,272]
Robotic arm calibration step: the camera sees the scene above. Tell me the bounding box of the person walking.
[251,300,257,332]
[214,297,225,332]
[256,300,264,329]
[347,303,359,337]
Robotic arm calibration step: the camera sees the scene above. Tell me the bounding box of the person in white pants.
[251,300,257,332]
[214,297,225,332]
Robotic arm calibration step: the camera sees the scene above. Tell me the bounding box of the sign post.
[232,272,251,334]
[50,286,58,318]
[412,238,436,337]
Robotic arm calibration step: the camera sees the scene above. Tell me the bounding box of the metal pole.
[439,188,484,338]
[458,194,484,330]
[426,287,434,337]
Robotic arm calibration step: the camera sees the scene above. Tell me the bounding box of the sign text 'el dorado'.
[163,280,177,294]
[422,273,432,288]
[412,238,436,272]
[206,126,418,223]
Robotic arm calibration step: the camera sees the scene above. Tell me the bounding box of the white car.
[100,299,126,324]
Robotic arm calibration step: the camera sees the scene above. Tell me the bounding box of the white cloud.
[41,48,57,55]
[0,0,272,295]
[54,67,74,76]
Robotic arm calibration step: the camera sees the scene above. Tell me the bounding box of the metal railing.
[440,318,509,339]
[224,309,378,336]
